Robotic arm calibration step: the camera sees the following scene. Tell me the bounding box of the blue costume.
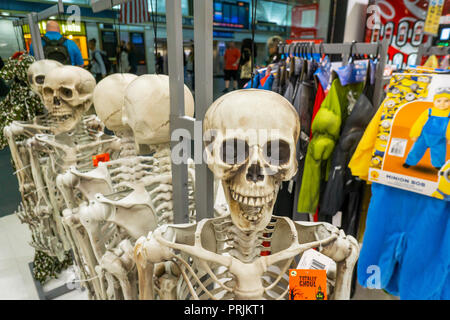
[357,183,450,299]
[405,108,450,169]
[30,31,84,66]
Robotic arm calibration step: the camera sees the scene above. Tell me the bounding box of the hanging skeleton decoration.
[3,59,71,283]
[56,74,196,299]
[14,65,121,296]
[134,89,359,300]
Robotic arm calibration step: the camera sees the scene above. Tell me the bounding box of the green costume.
[297,75,364,214]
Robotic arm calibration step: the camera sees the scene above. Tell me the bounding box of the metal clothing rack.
[167,0,214,223]
[415,44,450,65]
[12,0,64,61]
[277,40,389,109]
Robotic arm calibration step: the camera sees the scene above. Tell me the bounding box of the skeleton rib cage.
[135,215,357,300]
[58,140,196,299]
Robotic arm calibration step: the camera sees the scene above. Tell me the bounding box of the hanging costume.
[297,75,364,214]
[350,70,450,299]
[319,93,375,236]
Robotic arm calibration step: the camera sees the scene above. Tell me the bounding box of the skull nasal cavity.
[246,164,264,183]
[53,96,61,106]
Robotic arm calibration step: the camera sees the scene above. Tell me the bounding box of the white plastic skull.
[204,89,300,232]
[93,73,138,132]
[27,59,63,100]
[123,74,194,145]
[42,66,96,134]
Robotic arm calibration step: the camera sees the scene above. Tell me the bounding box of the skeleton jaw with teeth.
[204,89,300,232]
[42,66,96,135]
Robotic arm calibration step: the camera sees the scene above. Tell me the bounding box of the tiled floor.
[0,214,87,300]
[0,212,398,300]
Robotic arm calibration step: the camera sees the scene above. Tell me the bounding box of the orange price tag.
[92,153,110,167]
[289,269,327,300]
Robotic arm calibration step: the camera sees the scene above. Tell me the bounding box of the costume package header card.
[289,269,327,300]
[368,71,450,201]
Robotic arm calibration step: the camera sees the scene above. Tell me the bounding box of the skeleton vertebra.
[134,89,359,300]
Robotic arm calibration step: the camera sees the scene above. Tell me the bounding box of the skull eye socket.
[263,139,291,166]
[221,139,249,165]
[35,75,45,85]
[60,87,73,99]
[43,87,54,97]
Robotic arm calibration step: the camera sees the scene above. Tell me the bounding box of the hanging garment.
[357,182,450,300]
[319,93,376,219]
[284,57,303,103]
[404,107,450,169]
[297,76,364,214]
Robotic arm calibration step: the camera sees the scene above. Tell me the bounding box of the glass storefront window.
[47,0,90,4]
[255,0,292,26]
[148,0,190,16]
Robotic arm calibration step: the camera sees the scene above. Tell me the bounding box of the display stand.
[166,0,214,222]
[415,44,449,65]
[91,0,215,223]
[28,262,76,300]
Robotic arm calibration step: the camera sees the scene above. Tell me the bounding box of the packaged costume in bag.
[350,68,450,299]
[365,73,450,201]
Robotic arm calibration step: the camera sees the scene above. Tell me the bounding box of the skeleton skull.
[123,74,194,145]
[203,89,300,232]
[42,66,96,134]
[93,73,138,132]
[27,59,63,100]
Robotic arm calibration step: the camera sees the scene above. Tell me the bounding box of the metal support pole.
[28,12,44,60]
[166,0,190,224]
[193,0,214,221]
[373,39,389,108]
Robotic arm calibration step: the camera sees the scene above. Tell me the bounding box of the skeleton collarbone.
[152,215,338,299]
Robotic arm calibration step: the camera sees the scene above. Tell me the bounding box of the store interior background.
[1,0,448,300]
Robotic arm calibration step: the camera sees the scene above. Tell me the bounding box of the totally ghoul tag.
[92,153,110,167]
[289,269,327,300]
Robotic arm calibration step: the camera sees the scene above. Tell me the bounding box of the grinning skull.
[42,66,96,134]
[27,59,63,100]
[204,89,300,232]
[123,74,194,146]
[93,73,138,132]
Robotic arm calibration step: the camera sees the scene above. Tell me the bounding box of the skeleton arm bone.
[293,220,359,299]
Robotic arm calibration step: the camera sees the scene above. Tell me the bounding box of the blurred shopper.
[239,38,257,89]
[127,42,138,75]
[266,36,283,65]
[117,42,130,73]
[88,38,107,82]
[156,52,164,74]
[186,47,195,91]
[223,41,240,93]
[30,21,84,66]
